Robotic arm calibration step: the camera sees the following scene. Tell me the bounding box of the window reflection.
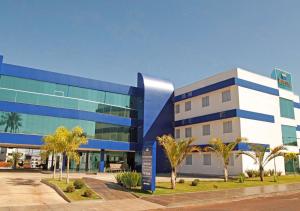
[0,111,137,142]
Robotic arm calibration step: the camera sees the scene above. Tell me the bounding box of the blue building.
[0,55,173,173]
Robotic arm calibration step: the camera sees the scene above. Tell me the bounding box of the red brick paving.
[150,192,300,211]
[142,183,300,208]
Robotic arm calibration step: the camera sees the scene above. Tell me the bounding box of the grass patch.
[46,178,101,201]
[132,175,300,196]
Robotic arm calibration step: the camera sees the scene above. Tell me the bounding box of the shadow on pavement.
[6,178,41,186]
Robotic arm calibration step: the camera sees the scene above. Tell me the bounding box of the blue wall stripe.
[294,102,300,109]
[175,109,274,127]
[0,101,136,127]
[235,78,279,96]
[236,109,275,123]
[297,126,300,132]
[1,63,138,96]
[174,77,279,102]
[174,78,235,102]
[0,133,138,151]
[196,143,270,151]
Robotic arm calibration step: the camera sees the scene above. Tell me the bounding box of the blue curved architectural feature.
[137,73,174,192]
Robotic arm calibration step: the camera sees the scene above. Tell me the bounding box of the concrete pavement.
[1,172,300,210]
[0,172,66,207]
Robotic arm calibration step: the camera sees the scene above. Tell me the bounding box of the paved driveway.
[0,172,66,207]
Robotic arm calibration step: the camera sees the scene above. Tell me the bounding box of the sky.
[0,0,300,94]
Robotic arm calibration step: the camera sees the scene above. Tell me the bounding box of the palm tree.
[0,112,22,133]
[157,134,200,189]
[284,152,299,175]
[63,127,87,184]
[205,138,245,182]
[42,129,65,179]
[8,151,22,169]
[238,144,285,181]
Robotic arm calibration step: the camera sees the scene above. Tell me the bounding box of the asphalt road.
[153,192,300,211]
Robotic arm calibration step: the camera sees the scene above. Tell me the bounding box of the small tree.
[157,135,200,189]
[42,128,65,179]
[284,152,299,175]
[9,152,22,169]
[63,127,87,184]
[205,138,245,182]
[238,144,285,181]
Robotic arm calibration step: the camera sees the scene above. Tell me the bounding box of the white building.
[175,68,300,176]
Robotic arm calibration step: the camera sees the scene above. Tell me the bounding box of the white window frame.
[222,90,231,103]
[175,104,180,114]
[175,129,180,139]
[185,127,192,138]
[203,154,211,166]
[185,154,193,165]
[185,101,192,111]
[202,96,210,107]
[202,124,211,136]
[223,121,233,134]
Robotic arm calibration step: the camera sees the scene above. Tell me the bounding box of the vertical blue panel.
[99,150,105,172]
[138,73,174,192]
[0,55,3,73]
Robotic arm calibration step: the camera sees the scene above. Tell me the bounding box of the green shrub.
[245,170,255,178]
[268,169,275,176]
[65,185,75,193]
[178,179,185,184]
[115,172,124,185]
[194,179,200,183]
[253,170,260,177]
[73,179,84,189]
[277,171,282,176]
[83,189,93,197]
[238,173,245,183]
[118,171,141,189]
[137,174,142,186]
[264,171,270,177]
[191,179,199,186]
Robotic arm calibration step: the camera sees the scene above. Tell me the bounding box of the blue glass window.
[280,98,295,119]
[281,125,297,146]
[0,111,137,142]
[0,75,137,118]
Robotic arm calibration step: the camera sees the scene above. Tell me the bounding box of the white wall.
[175,86,239,121]
[179,152,243,176]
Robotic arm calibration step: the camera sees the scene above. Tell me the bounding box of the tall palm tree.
[205,138,245,182]
[284,152,299,175]
[157,135,200,189]
[238,144,285,181]
[42,128,65,179]
[63,127,87,184]
[0,112,22,133]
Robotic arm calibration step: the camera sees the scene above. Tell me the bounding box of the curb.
[41,179,72,203]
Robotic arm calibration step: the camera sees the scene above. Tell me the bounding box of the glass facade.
[285,156,300,173]
[281,125,297,146]
[0,111,137,142]
[0,75,137,118]
[280,98,295,119]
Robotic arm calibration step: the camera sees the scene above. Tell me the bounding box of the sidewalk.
[142,182,300,208]
[1,180,300,210]
[0,198,164,211]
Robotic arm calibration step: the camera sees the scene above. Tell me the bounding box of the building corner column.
[99,150,105,172]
